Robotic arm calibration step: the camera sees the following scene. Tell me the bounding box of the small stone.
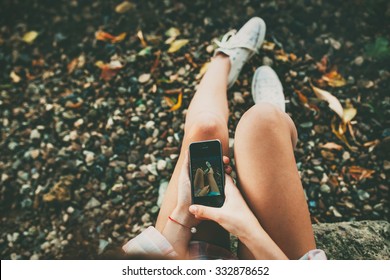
[85,197,101,209]
[157,159,167,171]
[233,92,245,104]
[30,129,41,140]
[138,73,151,84]
[329,206,342,217]
[300,122,313,128]
[30,149,40,159]
[206,45,214,53]
[30,254,40,260]
[320,184,331,193]
[151,205,159,214]
[357,189,370,201]
[112,183,125,192]
[145,120,155,130]
[342,151,351,161]
[67,206,74,214]
[141,213,150,223]
[354,56,364,66]
[84,151,95,166]
[127,163,137,171]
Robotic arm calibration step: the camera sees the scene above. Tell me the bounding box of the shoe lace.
[213,29,258,52]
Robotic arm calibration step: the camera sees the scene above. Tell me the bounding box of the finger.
[189,205,220,222]
[223,156,230,165]
[224,165,232,175]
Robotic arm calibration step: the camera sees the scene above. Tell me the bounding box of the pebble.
[357,190,370,201]
[138,73,151,84]
[30,149,40,159]
[262,56,273,66]
[354,56,364,66]
[85,197,101,209]
[30,129,41,140]
[157,159,167,171]
[233,92,245,104]
[320,184,331,193]
[112,183,125,192]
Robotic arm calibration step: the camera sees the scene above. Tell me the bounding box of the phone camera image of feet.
[191,157,223,197]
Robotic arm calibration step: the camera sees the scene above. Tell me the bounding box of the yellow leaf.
[137,30,148,47]
[262,41,275,51]
[169,93,183,111]
[165,27,180,38]
[322,70,346,87]
[343,107,357,124]
[311,84,344,118]
[23,31,38,43]
[167,39,189,53]
[115,1,135,13]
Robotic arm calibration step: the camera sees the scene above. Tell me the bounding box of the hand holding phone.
[189,139,225,207]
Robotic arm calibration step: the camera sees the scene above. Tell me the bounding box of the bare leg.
[156,55,231,248]
[234,103,316,259]
[207,171,220,193]
[194,168,205,194]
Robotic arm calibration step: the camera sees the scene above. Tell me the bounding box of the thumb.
[189,205,220,222]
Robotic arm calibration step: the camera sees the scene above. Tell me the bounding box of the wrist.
[171,206,199,228]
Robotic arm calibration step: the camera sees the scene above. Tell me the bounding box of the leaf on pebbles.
[168,92,183,112]
[23,31,38,43]
[167,39,189,53]
[311,84,344,118]
[137,30,148,47]
[115,1,135,13]
[349,166,375,181]
[321,142,343,150]
[343,107,357,124]
[322,70,346,87]
[95,60,123,81]
[95,31,126,43]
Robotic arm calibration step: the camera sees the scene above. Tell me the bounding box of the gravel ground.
[0,0,389,259]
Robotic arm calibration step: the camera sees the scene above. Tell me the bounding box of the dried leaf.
[95,60,123,81]
[10,71,21,83]
[150,50,161,74]
[321,142,343,150]
[349,166,375,181]
[196,62,210,80]
[321,150,335,161]
[67,58,78,74]
[165,27,180,38]
[115,1,135,13]
[322,70,346,87]
[294,89,308,104]
[343,107,357,123]
[169,92,183,111]
[137,30,148,47]
[331,117,353,149]
[23,31,38,43]
[167,39,189,53]
[275,50,289,62]
[95,31,126,43]
[262,41,275,51]
[316,55,328,73]
[311,84,344,118]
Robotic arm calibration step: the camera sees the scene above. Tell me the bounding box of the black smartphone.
[189,139,225,207]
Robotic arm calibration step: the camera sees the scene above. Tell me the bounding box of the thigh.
[234,103,316,259]
[155,113,230,249]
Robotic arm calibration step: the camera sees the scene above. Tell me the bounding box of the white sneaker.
[214,17,266,89]
[251,66,286,112]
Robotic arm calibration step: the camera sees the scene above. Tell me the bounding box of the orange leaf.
[137,30,148,47]
[349,166,375,181]
[294,89,308,104]
[68,58,78,74]
[95,60,123,81]
[95,31,126,43]
[322,70,346,87]
[169,92,183,112]
[321,142,343,150]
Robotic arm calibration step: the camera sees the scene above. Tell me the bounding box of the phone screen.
[189,140,225,207]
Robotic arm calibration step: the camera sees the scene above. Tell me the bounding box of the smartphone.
[189,139,225,207]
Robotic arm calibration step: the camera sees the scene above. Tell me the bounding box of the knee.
[237,102,296,140]
[185,112,227,141]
